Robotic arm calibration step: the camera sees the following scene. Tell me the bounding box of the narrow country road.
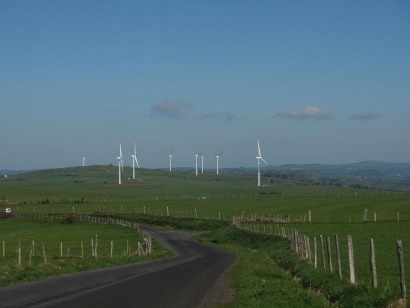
[0,228,235,308]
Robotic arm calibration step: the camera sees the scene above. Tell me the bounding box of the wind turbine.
[131,143,140,180]
[82,155,86,167]
[256,140,267,187]
[168,150,173,172]
[117,144,123,185]
[214,151,222,175]
[194,149,199,176]
[201,152,205,173]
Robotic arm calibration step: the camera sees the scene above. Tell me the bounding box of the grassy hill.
[1,165,409,304]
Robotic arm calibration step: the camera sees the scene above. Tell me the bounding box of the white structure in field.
[194,149,199,176]
[201,153,205,173]
[168,150,173,172]
[82,156,86,167]
[214,151,222,175]
[117,144,124,185]
[131,143,140,180]
[256,140,267,187]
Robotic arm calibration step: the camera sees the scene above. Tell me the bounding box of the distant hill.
[0,170,26,175]
[264,161,410,191]
[271,161,410,177]
[2,161,410,191]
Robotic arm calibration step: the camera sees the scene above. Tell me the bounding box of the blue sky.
[1,0,409,170]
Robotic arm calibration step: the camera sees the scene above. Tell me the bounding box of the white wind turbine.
[256,140,267,187]
[201,152,205,173]
[214,151,222,175]
[117,144,123,185]
[194,149,199,176]
[131,143,140,180]
[82,155,86,167]
[168,150,173,172]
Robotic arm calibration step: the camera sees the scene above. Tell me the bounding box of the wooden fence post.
[348,235,356,284]
[320,235,326,270]
[370,238,377,288]
[18,239,21,267]
[29,249,33,267]
[314,237,317,269]
[95,234,98,259]
[363,208,368,222]
[306,236,312,263]
[335,234,342,279]
[42,243,47,264]
[327,236,333,273]
[397,240,406,300]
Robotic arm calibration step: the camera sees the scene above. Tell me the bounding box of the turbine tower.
[194,149,199,176]
[168,150,173,172]
[117,144,123,185]
[256,140,267,187]
[201,152,204,173]
[82,156,86,167]
[214,151,222,175]
[131,143,140,180]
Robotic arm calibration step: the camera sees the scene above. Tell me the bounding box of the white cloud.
[349,112,382,121]
[150,100,191,119]
[277,106,331,120]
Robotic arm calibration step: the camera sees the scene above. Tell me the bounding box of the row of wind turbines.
[193,149,223,176]
[110,140,267,187]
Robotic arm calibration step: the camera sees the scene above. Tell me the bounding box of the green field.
[1,165,409,302]
[0,217,170,286]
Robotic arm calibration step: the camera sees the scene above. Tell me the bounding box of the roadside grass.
[96,212,230,231]
[0,218,171,286]
[279,220,410,298]
[201,226,396,307]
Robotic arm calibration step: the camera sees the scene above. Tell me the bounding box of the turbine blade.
[261,157,267,165]
[257,140,261,157]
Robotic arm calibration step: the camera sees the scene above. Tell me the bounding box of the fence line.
[2,214,153,267]
[234,219,407,301]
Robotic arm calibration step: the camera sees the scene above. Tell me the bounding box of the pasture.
[1,165,409,298]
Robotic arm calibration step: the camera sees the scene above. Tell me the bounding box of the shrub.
[62,214,78,224]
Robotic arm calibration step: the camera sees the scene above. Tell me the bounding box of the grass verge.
[200,226,398,307]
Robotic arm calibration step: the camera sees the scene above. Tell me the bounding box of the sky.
[1,0,409,170]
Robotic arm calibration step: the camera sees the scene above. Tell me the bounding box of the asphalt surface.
[0,228,235,308]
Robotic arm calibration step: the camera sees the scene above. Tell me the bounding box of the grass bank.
[201,226,397,307]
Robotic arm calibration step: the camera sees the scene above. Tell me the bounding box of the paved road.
[0,228,235,308]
